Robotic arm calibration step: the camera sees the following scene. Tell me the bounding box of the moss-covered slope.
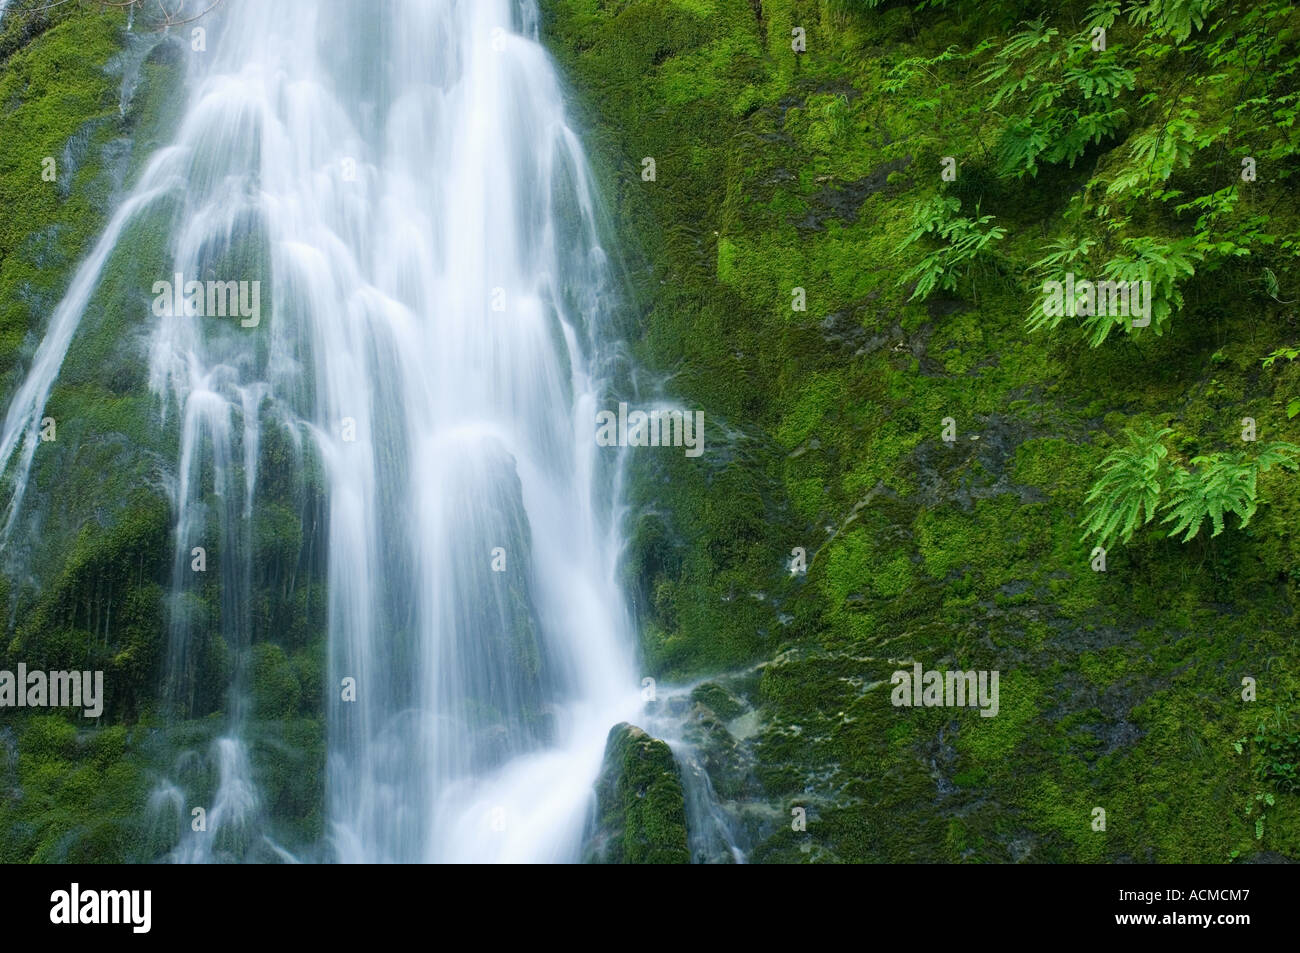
[544,0,1300,862]
[2,0,1298,865]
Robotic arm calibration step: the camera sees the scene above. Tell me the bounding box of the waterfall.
[2,0,646,862]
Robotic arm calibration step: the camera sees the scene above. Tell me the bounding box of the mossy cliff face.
[0,0,178,863]
[585,723,691,864]
[544,0,1300,862]
[0,2,327,861]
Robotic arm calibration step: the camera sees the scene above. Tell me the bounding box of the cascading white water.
[2,0,648,862]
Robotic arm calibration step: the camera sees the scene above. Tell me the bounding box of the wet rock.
[584,723,690,864]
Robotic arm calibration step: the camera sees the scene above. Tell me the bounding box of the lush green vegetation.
[0,0,327,862]
[545,0,1300,861]
[1080,426,1299,547]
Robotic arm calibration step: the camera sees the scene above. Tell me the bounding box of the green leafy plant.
[1095,236,1202,343]
[1080,426,1172,548]
[1260,270,1300,415]
[1235,687,1299,796]
[898,195,1006,301]
[1245,790,1275,840]
[1262,346,1300,369]
[1160,443,1299,541]
[1252,728,1300,794]
[1234,711,1298,845]
[1261,269,1296,306]
[1104,111,1214,200]
[1127,0,1222,43]
[1082,430,1299,546]
[1026,234,1201,346]
[1262,342,1300,419]
[979,19,1135,178]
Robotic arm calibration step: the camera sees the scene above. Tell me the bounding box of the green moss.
[7,492,170,721]
[953,670,1040,766]
[0,0,1295,864]
[250,643,302,720]
[0,715,150,863]
[0,5,128,382]
[692,682,746,721]
[249,717,326,846]
[587,723,691,864]
[546,0,1300,863]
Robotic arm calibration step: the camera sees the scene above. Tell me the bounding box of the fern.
[1084,429,1299,548]
[1104,112,1210,199]
[880,40,992,145]
[1126,0,1221,43]
[1066,60,1138,99]
[1094,236,1202,343]
[1027,236,1200,346]
[1262,337,1300,417]
[1161,455,1255,542]
[980,19,1135,178]
[1033,236,1098,275]
[1161,443,1300,541]
[1080,426,1172,548]
[898,196,1006,301]
[1087,0,1122,29]
[1027,236,1099,333]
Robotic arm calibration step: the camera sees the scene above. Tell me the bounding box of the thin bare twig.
[16,0,225,30]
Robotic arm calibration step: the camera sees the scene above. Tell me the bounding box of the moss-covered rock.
[586,722,691,864]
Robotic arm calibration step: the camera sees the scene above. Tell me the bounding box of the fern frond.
[1080,426,1172,547]
[1159,443,1298,541]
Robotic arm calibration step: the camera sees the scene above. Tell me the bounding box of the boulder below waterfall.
[584,723,690,864]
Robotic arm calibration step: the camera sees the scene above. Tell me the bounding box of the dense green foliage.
[0,0,174,863]
[1081,426,1300,546]
[546,0,1300,861]
[0,0,327,861]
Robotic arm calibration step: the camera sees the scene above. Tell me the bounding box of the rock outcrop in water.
[585,723,690,865]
